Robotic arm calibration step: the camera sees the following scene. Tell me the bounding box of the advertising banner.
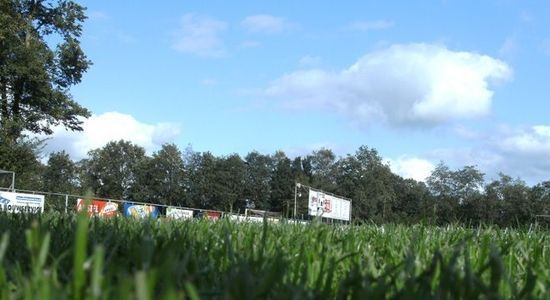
[0,191,44,213]
[76,199,119,217]
[166,207,194,220]
[308,189,351,221]
[206,211,222,220]
[123,203,159,219]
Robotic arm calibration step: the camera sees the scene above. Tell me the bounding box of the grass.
[0,212,548,299]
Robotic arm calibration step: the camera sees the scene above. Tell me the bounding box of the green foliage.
[0,213,548,299]
[0,0,91,143]
[0,135,43,190]
[243,151,273,210]
[270,151,293,215]
[80,140,147,199]
[3,138,546,227]
[133,144,186,206]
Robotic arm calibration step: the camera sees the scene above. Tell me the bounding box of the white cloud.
[419,125,550,185]
[172,14,227,57]
[266,43,512,127]
[299,55,322,67]
[42,112,181,160]
[348,20,394,31]
[387,156,435,182]
[241,14,293,33]
[453,125,482,139]
[497,125,550,157]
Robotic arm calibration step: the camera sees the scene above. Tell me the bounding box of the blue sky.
[45,0,550,184]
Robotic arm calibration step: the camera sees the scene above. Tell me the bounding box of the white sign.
[0,191,44,214]
[166,207,194,219]
[308,189,351,221]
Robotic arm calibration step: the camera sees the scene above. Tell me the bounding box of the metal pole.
[65,194,69,213]
[293,183,298,219]
[348,199,353,224]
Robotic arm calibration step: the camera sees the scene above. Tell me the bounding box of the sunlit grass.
[0,212,548,299]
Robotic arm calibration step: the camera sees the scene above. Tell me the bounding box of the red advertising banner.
[206,211,222,220]
[76,199,119,217]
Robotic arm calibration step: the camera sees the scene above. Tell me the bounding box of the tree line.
[1,139,549,227]
[1,1,548,227]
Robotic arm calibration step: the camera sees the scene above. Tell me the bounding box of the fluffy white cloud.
[349,20,394,31]
[241,14,292,33]
[266,43,512,127]
[418,125,550,185]
[42,112,181,160]
[493,126,550,182]
[387,156,435,182]
[173,14,227,57]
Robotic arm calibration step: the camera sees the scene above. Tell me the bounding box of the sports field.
[0,212,548,299]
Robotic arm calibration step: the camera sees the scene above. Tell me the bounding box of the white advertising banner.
[0,191,45,214]
[308,189,351,221]
[166,207,194,219]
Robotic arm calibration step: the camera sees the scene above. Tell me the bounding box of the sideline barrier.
[0,187,346,224]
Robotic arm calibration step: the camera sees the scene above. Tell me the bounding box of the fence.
[0,187,226,219]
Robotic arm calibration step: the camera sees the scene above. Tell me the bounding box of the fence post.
[65,194,68,213]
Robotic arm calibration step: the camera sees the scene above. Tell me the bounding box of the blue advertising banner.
[123,202,159,219]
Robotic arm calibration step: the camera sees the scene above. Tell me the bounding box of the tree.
[81,140,146,200]
[133,143,186,206]
[214,153,246,212]
[243,151,273,210]
[42,150,77,211]
[184,151,218,209]
[530,181,550,226]
[427,163,484,224]
[333,146,396,222]
[308,148,337,192]
[485,174,531,226]
[0,135,42,189]
[0,0,91,144]
[270,151,293,214]
[42,150,77,193]
[392,178,433,224]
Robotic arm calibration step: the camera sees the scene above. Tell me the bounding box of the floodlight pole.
[293,182,301,219]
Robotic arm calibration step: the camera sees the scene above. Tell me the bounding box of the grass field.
[0,212,548,299]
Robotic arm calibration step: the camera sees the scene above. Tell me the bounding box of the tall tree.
[133,143,186,206]
[427,163,484,224]
[270,151,293,214]
[42,150,77,193]
[0,136,42,189]
[357,146,396,222]
[308,148,337,192]
[485,174,531,226]
[530,181,550,226]
[392,178,433,224]
[184,151,218,209]
[214,153,246,212]
[243,151,273,210]
[0,0,91,144]
[80,140,146,200]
